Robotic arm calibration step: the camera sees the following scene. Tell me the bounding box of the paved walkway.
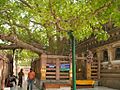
[4,80,118,90]
[5,85,118,90]
[77,86,118,90]
[6,86,117,90]
[5,80,39,90]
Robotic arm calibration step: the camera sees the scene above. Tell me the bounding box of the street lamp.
[68,31,76,90]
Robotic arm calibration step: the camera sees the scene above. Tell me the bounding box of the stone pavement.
[5,80,39,90]
[7,86,118,90]
[77,86,118,90]
[6,85,118,90]
[5,80,118,90]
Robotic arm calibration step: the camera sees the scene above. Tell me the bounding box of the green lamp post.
[68,31,76,90]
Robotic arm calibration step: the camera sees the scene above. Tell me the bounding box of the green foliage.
[17,50,39,66]
[0,0,120,54]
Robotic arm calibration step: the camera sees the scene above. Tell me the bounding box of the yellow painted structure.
[76,80,95,85]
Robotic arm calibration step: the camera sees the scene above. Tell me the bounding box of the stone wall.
[99,78,120,89]
[99,69,120,89]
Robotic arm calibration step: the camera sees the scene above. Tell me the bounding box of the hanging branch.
[93,0,113,15]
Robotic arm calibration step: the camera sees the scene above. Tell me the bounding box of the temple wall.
[76,27,120,89]
[99,69,120,89]
[77,37,120,89]
[96,41,120,89]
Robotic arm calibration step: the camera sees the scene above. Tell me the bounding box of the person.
[18,69,24,87]
[27,68,35,90]
[5,72,17,87]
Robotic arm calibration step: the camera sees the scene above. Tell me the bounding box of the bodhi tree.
[0,0,120,55]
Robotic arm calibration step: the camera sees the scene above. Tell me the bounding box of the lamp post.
[68,31,76,90]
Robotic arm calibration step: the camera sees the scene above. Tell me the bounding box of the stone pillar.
[69,62,72,80]
[86,50,93,80]
[40,53,47,80]
[96,49,102,79]
[113,48,116,60]
[56,58,60,80]
[107,46,114,69]
[107,46,114,62]
[86,63,91,79]
[69,51,72,81]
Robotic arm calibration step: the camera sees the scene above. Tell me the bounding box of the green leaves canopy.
[0,0,120,54]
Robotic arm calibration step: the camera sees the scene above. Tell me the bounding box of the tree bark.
[0,34,44,54]
[0,44,22,50]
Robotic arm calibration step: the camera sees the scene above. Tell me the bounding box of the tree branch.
[0,34,44,54]
[0,44,22,50]
[19,0,33,9]
[13,22,29,30]
[93,1,113,15]
[49,0,65,32]
[0,9,10,14]
[30,20,46,28]
[5,22,32,37]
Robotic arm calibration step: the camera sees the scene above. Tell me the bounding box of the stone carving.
[86,50,93,63]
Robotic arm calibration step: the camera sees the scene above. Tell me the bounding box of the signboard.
[60,64,70,71]
[48,64,56,68]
